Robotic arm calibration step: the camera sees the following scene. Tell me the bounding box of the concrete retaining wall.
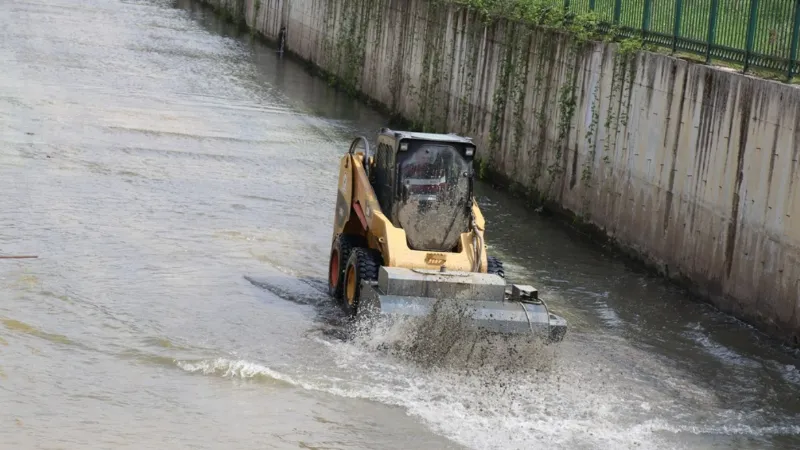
[203,0,800,346]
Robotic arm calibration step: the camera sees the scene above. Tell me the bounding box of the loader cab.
[371,128,476,253]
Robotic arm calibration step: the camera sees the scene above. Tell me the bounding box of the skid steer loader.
[327,129,567,341]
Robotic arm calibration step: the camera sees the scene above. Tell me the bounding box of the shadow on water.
[243,273,353,341]
[172,0,248,38]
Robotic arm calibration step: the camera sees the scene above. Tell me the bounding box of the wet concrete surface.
[0,0,799,449]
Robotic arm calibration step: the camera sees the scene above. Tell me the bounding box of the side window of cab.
[375,141,394,214]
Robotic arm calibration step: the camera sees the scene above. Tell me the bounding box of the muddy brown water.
[1,0,799,449]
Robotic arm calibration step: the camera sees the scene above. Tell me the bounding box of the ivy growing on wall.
[509,27,532,181]
[327,0,647,202]
[441,0,646,198]
[200,0,655,229]
[457,11,482,133]
[334,0,372,95]
[233,0,646,206]
[321,0,338,79]
[250,0,261,37]
[367,0,387,97]
[417,1,450,132]
[488,23,517,159]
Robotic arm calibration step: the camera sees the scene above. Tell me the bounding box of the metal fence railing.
[551,0,800,80]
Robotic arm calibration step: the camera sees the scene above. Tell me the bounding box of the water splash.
[176,358,294,386]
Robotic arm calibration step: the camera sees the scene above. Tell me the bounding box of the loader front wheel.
[342,248,382,317]
[328,234,364,300]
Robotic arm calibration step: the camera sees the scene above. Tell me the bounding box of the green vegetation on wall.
[457,11,483,134]
[310,0,649,203]
[250,0,261,37]
[448,0,647,200]
[337,1,372,94]
[488,23,518,160]
[455,0,800,81]
[318,0,382,95]
[509,28,533,181]
[417,1,450,132]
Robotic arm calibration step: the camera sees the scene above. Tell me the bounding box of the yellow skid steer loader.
[327,128,567,341]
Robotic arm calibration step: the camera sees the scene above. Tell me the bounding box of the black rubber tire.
[487,256,505,278]
[342,247,382,317]
[328,234,365,300]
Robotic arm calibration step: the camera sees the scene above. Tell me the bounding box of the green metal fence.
[555,0,800,80]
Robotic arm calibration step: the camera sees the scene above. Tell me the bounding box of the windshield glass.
[396,143,471,252]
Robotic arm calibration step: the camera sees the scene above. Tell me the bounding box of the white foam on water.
[644,418,800,437]
[321,345,657,447]
[787,365,800,384]
[683,327,761,369]
[304,313,699,449]
[175,345,800,450]
[594,301,623,328]
[173,306,800,450]
[176,358,293,383]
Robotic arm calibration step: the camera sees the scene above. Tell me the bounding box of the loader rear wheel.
[342,247,382,316]
[487,256,505,278]
[328,234,364,300]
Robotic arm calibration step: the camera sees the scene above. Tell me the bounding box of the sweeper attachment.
[327,129,567,342]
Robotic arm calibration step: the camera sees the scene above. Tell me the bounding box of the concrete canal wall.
[202,0,800,346]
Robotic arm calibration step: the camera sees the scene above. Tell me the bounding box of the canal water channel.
[1,0,799,448]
